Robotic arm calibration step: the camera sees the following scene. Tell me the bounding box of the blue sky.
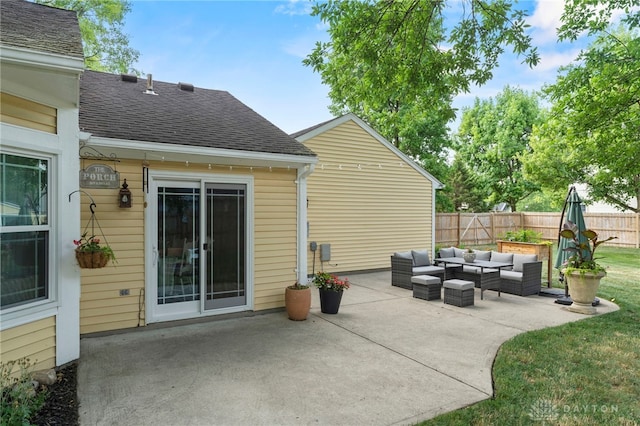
[124,0,590,134]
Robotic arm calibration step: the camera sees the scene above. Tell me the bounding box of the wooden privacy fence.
[436,212,639,248]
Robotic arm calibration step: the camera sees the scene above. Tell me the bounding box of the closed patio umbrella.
[554,186,595,305]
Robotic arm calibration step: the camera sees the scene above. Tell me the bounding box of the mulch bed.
[31,362,79,426]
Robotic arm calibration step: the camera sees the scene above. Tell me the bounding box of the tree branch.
[602,194,639,213]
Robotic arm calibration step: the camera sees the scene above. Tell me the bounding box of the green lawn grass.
[421,246,640,425]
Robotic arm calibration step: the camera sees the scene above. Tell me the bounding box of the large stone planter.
[565,270,606,315]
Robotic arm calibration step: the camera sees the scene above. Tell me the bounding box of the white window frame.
[0,144,58,330]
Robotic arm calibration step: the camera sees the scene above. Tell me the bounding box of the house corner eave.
[0,46,84,74]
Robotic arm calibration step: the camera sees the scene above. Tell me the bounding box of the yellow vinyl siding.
[0,92,57,134]
[306,120,433,274]
[79,160,145,334]
[253,169,298,311]
[0,317,56,371]
[78,160,299,332]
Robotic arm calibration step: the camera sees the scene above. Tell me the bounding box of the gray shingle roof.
[0,0,83,58]
[290,116,338,139]
[80,71,316,157]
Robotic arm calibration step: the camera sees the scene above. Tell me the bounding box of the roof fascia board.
[0,46,84,74]
[295,113,444,188]
[86,136,318,168]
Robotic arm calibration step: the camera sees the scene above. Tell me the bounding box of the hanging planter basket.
[70,193,114,269]
[75,249,109,269]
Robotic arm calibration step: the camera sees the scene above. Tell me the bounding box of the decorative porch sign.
[79,164,120,189]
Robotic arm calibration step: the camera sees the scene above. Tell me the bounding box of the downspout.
[296,163,315,284]
[432,185,437,258]
[432,182,443,258]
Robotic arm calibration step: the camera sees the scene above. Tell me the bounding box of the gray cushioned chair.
[391,250,445,289]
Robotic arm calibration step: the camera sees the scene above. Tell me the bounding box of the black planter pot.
[319,289,343,314]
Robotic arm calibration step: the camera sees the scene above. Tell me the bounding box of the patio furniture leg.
[480,271,500,300]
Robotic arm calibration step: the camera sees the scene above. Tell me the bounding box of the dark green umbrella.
[555,186,591,305]
[555,186,588,269]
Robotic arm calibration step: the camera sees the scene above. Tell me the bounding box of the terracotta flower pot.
[285,286,311,321]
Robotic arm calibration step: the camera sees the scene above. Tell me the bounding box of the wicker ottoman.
[443,279,475,307]
[411,275,442,301]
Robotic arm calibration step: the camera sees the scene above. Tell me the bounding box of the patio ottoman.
[411,275,442,301]
[443,279,474,307]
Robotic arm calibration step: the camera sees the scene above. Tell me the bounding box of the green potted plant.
[559,221,616,314]
[73,233,116,268]
[313,271,350,314]
[285,281,311,321]
[462,247,476,263]
[501,229,543,243]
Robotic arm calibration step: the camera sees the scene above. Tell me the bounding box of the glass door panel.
[204,184,246,310]
[157,186,200,305]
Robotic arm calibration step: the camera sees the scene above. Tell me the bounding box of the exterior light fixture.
[119,179,132,208]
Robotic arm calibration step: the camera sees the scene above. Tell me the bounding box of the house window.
[0,154,50,309]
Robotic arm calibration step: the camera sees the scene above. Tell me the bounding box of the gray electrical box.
[320,244,331,262]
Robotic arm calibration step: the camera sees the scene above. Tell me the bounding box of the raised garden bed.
[496,240,553,287]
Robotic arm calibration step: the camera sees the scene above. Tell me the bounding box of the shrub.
[1,358,48,425]
[501,229,543,243]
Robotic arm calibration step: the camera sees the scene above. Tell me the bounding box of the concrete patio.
[78,271,618,425]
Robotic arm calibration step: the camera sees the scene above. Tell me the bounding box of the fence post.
[491,213,495,243]
[636,213,639,249]
[457,212,461,247]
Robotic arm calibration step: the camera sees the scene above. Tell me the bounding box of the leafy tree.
[304,0,539,192]
[446,154,489,212]
[305,1,538,107]
[457,86,542,212]
[35,0,139,74]
[517,189,566,212]
[558,0,640,42]
[525,28,640,212]
[388,99,454,184]
[435,189,455,213]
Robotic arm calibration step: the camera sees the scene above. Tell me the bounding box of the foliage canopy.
[457,86,543,212]
[304,0,540,201]
[525,28,640,212]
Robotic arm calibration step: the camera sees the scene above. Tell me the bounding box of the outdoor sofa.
[390,250,445,289]
[436,247,543,296]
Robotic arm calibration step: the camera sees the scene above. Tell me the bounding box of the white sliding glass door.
[204,184,246,310]
[148,176,250,323]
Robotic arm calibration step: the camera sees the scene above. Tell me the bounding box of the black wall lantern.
[119,179,132,208]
